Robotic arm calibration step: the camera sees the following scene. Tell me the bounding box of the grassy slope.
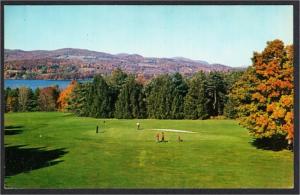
[4,112,293,189]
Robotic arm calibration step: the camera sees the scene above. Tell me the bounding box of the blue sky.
[5,5,293,67]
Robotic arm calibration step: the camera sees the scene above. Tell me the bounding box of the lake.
[4,79,90,90]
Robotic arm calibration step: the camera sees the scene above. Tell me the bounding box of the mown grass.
[4,112,293,189]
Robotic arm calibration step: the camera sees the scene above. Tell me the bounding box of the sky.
[4,5,293,67]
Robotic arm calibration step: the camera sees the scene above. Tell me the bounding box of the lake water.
[4,79,90,90]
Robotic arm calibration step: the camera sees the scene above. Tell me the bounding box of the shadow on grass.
[4,125,24,136]
[250,135,290,151]
[5,125,24,130]
[5,145,68,177]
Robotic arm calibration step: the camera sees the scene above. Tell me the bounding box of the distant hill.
[4,48,245,80]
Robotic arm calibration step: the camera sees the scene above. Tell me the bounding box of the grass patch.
[4,112,293,189]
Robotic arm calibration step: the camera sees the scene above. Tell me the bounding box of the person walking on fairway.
[136,122,140,130]
[161,132,165,142]
[156,133,160,142]
[178,135,183,142]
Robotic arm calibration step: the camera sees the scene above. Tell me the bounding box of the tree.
[86,74,114,118]
[205,72,227,117]
[107,68,128,91]
[68,82,90,116]
[57,80,78,112]
[223,71,244,91]
[4,87,11,112]
[115,76,147,119]
[223,71,247,119]
[6,88,19,112]
[231,40,294,146]
[107,68,128,116]
[38,86,59,111]
[184,71,208,119]
[225,67,258,119]
[26,88,37,111]
[145,75,174,119]
[135,73,147,86]
[33,88,41,111]
[170,73,188,119]
[18,87,30,112]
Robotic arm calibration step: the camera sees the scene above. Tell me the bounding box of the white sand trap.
[151,129,196,134]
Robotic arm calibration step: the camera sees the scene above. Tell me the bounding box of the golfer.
[161,132,165,142]
[156,133,160,142]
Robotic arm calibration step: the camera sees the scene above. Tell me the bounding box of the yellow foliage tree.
[57,80,78,112]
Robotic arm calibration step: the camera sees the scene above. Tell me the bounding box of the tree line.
[4,86,59,112]
[4,68,243,119]
[66,70,245,120]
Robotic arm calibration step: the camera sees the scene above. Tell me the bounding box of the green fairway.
[4,112,293,189]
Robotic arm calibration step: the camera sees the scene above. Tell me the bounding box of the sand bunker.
[151,129,196,133]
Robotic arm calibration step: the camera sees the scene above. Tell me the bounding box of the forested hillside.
[4,48,241,80]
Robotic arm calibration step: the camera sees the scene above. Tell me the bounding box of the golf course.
[4,112,293,189]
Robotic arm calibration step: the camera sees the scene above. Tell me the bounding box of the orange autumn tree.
[57,80,78,112]
[239,40,294,145]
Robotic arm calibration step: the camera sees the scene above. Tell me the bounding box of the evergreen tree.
[184,71,208,119]
[145,75,174,119]
[68,82,90,116]
[33,88,41,111]
[205,72,227,117]
[108,68,128,91]
[115,76,146,119]
[170,73,188,119]
[86,75,114,118]
[26,88,37,111]
[107,68,128,116]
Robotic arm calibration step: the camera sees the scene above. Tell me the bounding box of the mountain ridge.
[4,48,245,80]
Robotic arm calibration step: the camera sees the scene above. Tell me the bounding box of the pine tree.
[86,75,114,118]
[115,76,146,119]
[205,72,227,117]
[33,88,41,111]
[107,68,128,116]
[68,82,90,116]
[184,71,208,119]
[26,88,37,111]
[170,73,188,119]
[146,75,175,119]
